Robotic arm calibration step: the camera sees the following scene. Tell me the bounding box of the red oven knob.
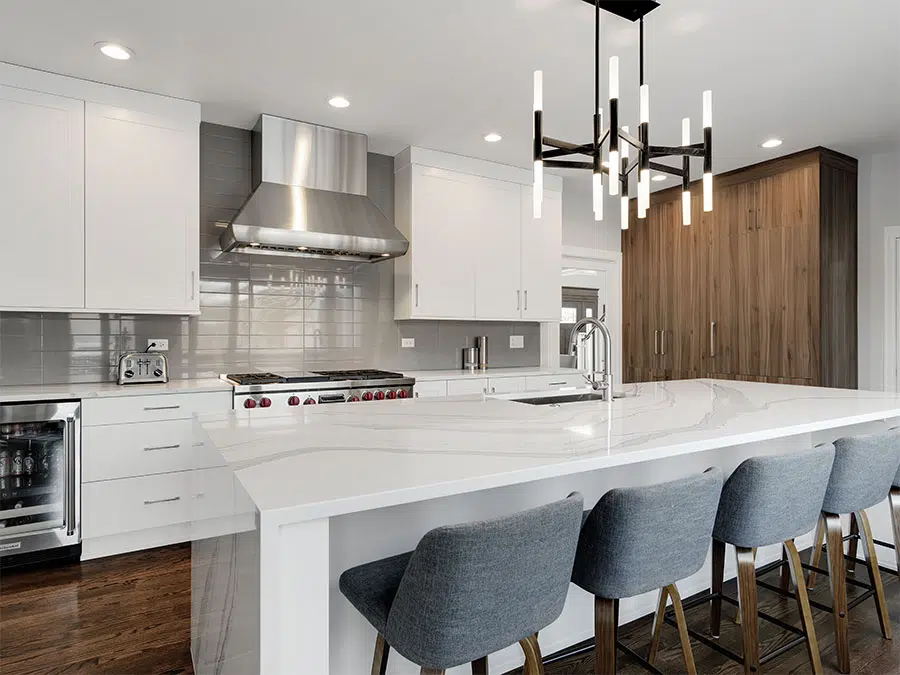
[348,395,360,402]
[243,399,257,409]
[397,390,409,399]
[303,398,317,405]
[386,390,397,400]
[288,396,300,406]
[374,391,385,401]
[362,392,374,401]
[260,397,272,408]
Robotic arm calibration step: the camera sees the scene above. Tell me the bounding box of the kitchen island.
[190,379,900,675]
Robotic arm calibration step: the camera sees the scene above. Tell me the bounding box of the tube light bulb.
[703,90,712,128]
[640,85,650,124]
[683,190,692,226]
[609,57,619,100]
[621,196,629,230]
[621,125,630,159]
[533,161,543,218]
[682,117,690,146]
[533,71,543,111]
[639,169,650,213]
[703,172,713,212]
[608,151,619,196]
[593,172,604,221]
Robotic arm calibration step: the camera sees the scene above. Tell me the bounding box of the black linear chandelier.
[532,0,713,229]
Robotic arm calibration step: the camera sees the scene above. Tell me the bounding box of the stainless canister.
[475,336,488,369]
[462,347,478,370]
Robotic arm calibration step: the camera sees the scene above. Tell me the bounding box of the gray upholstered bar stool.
[805,431,900,673]
[339,493,583,675]
[708,446,835,675]
[570,468,723,675]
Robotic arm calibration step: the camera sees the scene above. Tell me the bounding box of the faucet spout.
[568,316,614,401]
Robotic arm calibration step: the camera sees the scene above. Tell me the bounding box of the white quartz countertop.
[0,378,233,403]
[196,380,900,524]
[406,366,582,381]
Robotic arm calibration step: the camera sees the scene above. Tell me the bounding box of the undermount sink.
[513,392,612,406]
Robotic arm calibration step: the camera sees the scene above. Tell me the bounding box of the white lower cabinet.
[413,380,449,399]
[446,378,489,396]
[81,390,233,560]
[524,373,587,390]
[487,377,528,395]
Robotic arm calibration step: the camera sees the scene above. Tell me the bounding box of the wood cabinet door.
[84,104,199,313]
[0,85,85,310]
[757,163,819,232]
[622,199,654,382]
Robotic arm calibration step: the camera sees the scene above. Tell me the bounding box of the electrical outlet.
[509,335,525,349]
[401,338,416,349]
[147,339,169,352]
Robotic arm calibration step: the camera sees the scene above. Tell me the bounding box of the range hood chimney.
[219,115,408,263]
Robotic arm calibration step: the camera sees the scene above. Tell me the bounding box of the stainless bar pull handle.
[524,290,528,311]
[144,444,181,452]
[143,405,181,411]
[661,330,666,356]
[549,381,566,386]
[415,283,419,308]
[144,496,181,506]
[517,290,521,311]
[191,271,196,300]
[654,330,660,355]
[66,417,77,537]
[710,321,717,357]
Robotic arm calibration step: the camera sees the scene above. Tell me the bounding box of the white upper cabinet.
[0,85,85,311]
[394,147,562,322]
[85,104,199,313]
[0,63,200,315]
[521,187,562,321]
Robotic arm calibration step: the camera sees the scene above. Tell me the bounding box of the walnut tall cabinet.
[623,148,858,388]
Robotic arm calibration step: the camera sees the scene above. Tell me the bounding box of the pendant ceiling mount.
[579,0,660,22]
[532,0,713,230]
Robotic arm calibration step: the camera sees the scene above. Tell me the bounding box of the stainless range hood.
[219,115,408,263]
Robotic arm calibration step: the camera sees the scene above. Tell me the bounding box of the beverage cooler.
[0,401,80,568]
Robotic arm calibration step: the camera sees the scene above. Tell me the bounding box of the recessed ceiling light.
[484,132,502,143]
[328,96,350,109]
[652,174,668,182]
[761,138,783,149]
[96,42,134,60]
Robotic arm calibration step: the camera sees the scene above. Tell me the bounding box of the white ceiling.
[1,0,898,185]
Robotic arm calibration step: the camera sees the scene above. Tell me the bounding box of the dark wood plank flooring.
[1,544,899,674]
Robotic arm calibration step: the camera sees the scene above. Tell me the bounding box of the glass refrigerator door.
[0,420,67,535]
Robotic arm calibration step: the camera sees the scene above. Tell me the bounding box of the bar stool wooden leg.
[372,633,390,675]
[735,548,757,626]
[784,539,823,675]
[668,583,698,675]
[890,487,900,574]
[519,633,545,675]
[472,656,488,675]
[594,597,618,675]
[421,669,444,675]
[847,513,859,575]
[824,512,851,673]
[856,510,892,640]
[780,544,792,591]
[710,539,725,638]
[735,547,760,675]
[648,586,669,664]
[807,514,825,590]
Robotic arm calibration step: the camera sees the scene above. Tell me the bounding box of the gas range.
[220,370,416,411]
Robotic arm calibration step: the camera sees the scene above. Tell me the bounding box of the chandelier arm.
[623,157,640,177]
[544,160,595,170]
[650,145,706,158]
[618,128,645,153]
[543,147,592,159]
[648,161,685,178]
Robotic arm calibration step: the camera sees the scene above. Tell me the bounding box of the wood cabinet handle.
[144,496,181,506]
[654,330,660,355]
[710,322,717,358]
[143,444,181,452]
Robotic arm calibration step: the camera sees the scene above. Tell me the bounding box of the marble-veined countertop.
[0,378,233,403]
[196,379,900,524]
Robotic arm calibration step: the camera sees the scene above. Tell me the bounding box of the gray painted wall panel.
[0,123,540,385]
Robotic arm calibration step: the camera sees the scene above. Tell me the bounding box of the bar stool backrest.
[821,430,900,514]
[572,468,723,600]
[713,445,835,549]
[384,492,584,670]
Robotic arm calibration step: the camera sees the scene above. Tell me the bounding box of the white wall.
[561,177,622,253]
[857,148,900,390]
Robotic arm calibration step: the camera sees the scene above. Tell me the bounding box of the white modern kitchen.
[1,2,900,675]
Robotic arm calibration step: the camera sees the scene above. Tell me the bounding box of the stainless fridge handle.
[661,329,666,356]
[710,321,717,358]
[66,416,77,537]
[654,330,660,355]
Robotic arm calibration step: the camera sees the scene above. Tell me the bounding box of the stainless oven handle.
[66,416,77,537]
[143,405,181,411]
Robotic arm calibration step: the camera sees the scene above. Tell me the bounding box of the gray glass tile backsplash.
[0,123,540,385]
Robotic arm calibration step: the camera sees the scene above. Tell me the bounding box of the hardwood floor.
[1,544,899,674]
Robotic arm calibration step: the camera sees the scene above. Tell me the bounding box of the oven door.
[0,401,81,557]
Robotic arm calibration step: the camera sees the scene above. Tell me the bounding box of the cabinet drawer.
[524,374,586,391]
[82,391,232,426]
[83,419,223,482]
[446,378,489,396]
[487,376,528,395]
[413,380,448,399]
[82,467,234,539]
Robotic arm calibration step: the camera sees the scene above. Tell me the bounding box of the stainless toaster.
[117,352,169,385]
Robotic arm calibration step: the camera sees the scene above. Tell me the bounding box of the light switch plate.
[509,335,525,349]
[147,339,169,352]
[401,338,416,349]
